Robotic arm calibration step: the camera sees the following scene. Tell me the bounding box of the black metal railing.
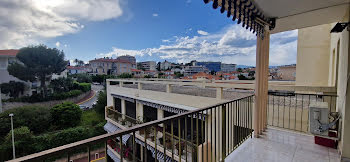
[8,95,254,162]
[267,91,337,133]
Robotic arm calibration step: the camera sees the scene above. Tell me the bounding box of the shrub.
[77,83,91,92]
[50,77,75,93]
[50,102,82,129]
[74,74,92,83]
[94,91,107,115]
[0,106,51,137]
[0,127,35,161]
[4,90,83,103]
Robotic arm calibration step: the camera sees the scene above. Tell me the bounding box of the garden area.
[0,99,107,161]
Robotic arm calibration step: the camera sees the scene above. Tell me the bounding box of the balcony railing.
[9,95,253,162]
[267,91,338,133]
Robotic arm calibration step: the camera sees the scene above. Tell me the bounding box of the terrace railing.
[8,95,254,162]
[267,91,338,133]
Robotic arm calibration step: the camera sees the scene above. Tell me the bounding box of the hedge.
[4,90,83,103]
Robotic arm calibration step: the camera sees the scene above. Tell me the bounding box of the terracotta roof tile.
[0,50,19,56]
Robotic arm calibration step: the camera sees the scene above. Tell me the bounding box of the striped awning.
[104,122,131,145]
[203,0,275,38]
[135,138,172,162]
[107,148,121,162]
[112,94,135,103]
[137,99,187,114]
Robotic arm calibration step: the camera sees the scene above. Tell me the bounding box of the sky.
[0,0,298,66]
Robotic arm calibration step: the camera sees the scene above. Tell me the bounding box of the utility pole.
[9,113,15,159]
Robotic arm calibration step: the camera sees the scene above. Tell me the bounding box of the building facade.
[117,55,136,68]
[89,58,134,75]
[221,63,237,72]
[183,66,209,76]
[138,61,156,71]
[160,60,172,70]
[277,64,296,81]
[197,61,221,72]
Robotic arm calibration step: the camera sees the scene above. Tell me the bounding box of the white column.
[157,109,164,127]
[119,81,124,87]
[166,84,172,93]
[121,99,126,119]
[216,87,223,99]
[136,102,144,121]
[138,82,142,90]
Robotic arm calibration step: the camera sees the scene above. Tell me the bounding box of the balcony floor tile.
[226,128,340,162]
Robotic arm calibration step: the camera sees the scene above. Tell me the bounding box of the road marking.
[76,90,96,105]
[91,157,105,162]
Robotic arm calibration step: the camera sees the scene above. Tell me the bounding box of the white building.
[139,61,156,71]
[221,63,237,72]
[160,60,172,70]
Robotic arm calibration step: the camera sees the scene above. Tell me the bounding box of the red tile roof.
[131,69,142,72]
[0,50,19,56]
[89,58,134,64]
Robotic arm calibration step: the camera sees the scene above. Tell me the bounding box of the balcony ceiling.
[207,0,349,34]
[254,0,350,33]
[254,0,349,18]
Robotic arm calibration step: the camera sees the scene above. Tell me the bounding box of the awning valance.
[112,94,135,103]
[137,99,187,114]
[107,148,121,162]
[203,0,275,38]
[104,122,131,145]
[135,138,172,162]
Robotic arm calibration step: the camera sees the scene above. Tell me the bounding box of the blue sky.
[0,0,298,66]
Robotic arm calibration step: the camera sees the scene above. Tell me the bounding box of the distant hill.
[236,65,254,69]
[236,65,281,69]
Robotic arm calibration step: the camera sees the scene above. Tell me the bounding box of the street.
[79,84,104,109]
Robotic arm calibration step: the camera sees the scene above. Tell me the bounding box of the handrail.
[107,78,337,93]
[8,95,254,162]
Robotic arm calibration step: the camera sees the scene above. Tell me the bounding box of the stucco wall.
[332,23,350,158]
[296,24,332,86]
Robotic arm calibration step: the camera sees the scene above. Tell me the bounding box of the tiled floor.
[226,127,340,162]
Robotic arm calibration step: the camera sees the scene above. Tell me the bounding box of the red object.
[314,132,337,148]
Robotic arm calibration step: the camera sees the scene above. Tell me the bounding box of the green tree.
[0,127,35,161]
[50,102,82,129]
[73,59,85,66]
[94,91,107,115]
[237,68,243,72]
[0,106,51,137]
[50,77,75,93]
[74,74,92,83]
[8,45,68,97]
[117,73,133,78]
[0,81,25,98]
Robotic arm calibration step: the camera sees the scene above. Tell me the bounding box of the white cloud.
[55,41,60,47]
[152,13,159,17]
[0,0,124,49]
[99,25,298,66]
[186,0,192,4]
[197,30,209,36]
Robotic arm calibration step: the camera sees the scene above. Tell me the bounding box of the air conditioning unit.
[309,102,329,136]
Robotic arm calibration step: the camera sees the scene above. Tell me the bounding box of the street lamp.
[9,113,15,159]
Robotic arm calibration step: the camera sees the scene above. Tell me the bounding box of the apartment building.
[183,66,209,76]
[89,58,134,75]
[160,60,172,70]
[117,55,137,69]
[196,61,221,72]
[221,63,237,72]
[138,61,156,71]
[277,64,296,81]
